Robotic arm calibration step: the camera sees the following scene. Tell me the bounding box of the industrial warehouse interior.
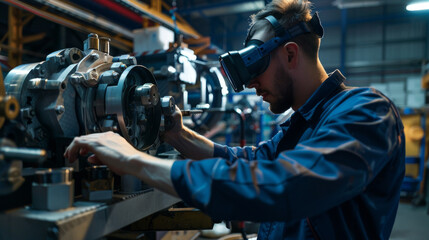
[0,0,428,239]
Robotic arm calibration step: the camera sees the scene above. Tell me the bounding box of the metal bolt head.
[70,73,84,84]
[137,114,147,125]
[119,55,137,65]
[112,71,119,79]
[90,70,98,79]
[161,96,176,116]
[55,105,65,114]
[88,33,99,38]
[134,83,160,107]
[84,70,99,87]
[90,53,100,60]
[111,62,127,73]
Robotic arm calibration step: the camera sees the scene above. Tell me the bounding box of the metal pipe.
[33,0,134,39]
[92,0,143,24]
[116,0,201,38]
[0,147,46,164]
[1,0,132,52]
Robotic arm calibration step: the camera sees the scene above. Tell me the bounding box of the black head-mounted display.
[219,12,324,92]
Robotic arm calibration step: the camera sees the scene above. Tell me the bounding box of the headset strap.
[243,12,324,66]
[265,15,285,36]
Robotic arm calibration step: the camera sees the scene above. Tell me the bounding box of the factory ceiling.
[0,0,416,66]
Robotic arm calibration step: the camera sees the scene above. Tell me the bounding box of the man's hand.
[162,105,184,143]
[64,131,141,175]
[64,131,179,196]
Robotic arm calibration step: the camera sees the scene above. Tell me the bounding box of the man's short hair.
[249,0,320,61]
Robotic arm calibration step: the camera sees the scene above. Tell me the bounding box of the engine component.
[135,47,228,132]
[4,33,164,164]
[32,167,74,211]
[82,165,114,201]
[0,91,47,196]
[0,96,19,129]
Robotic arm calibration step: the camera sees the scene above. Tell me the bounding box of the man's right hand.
[161,105,214,160]
[162,105,184,144]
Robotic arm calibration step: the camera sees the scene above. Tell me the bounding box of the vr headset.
[219,12,324,92]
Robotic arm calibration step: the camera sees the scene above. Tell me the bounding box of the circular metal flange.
[105,65,161,150]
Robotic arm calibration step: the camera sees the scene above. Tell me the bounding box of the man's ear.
[283,42,299,68]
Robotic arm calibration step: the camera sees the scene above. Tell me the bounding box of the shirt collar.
[296,69,345,122]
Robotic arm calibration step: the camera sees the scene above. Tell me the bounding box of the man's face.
[247,48,294,114]
[243,20,298,114]
[245,23,294,114]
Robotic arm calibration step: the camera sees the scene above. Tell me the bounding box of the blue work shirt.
[171,70,405,239]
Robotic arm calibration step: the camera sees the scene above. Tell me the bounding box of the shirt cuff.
[171,160,193,206]
[213,143,229,158]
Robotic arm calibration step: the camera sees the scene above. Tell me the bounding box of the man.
[65,0,405,239]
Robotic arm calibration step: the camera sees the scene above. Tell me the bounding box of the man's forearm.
[165,125,214,160]
[128,153,179,197]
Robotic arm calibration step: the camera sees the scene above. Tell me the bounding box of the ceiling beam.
[116,0,201,38]
[1,0,133,52]
[177,0,264,16]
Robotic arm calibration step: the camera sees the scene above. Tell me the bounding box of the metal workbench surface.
[0,189,181,240]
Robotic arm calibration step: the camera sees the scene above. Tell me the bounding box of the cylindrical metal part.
[82,165,114,201]
[0,146,46,164]
[84,33,99,51]
[32,167,74,211]
[98,37,111,55]
[134,83,160,107]
[0,96,19,120]
[112,55,137,66]
[161,96,175,116]
[34,167,73,184]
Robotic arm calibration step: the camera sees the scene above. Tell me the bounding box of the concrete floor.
[391,202,429,240]
[196,202,429,240]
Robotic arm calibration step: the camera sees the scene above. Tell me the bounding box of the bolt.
[137,115,147,125]
[55,105,65,114]
[90,53,100,60]
[34,65,47,77]
[70,73,84,84]
[110,62,127,73]
[112,71,119,79]
[90,70,98,79]
[161,96,175,116]
[88,33,98,38]
[135,83,159,107]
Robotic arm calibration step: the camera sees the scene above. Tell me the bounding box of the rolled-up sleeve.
[171,91,404,222]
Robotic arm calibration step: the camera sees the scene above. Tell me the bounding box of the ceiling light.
[406,1,429,11]
[332,0,381,9]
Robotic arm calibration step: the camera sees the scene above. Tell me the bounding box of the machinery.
[1,32,178,201]
[0,32,224,239]
[136,46,228,132]
[0,33,183,239]
[5,33,165,162]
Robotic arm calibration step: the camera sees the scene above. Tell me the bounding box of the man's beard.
[268,74,293,114]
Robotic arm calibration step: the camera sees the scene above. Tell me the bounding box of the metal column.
[8,6,24,68]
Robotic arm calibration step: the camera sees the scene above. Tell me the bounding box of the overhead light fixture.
[406,1,429,11]
[332,0,381,9]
